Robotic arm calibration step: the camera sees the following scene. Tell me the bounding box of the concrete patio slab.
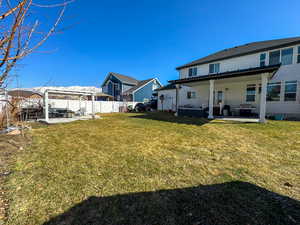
[215,117,260,123]
[39,115,98,124]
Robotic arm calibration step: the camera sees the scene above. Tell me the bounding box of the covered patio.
[170,65,280,123]
[42,89,97,124]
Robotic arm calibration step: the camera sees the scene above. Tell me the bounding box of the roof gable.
[101,72,139,87]
[123,78,154,95]
[122,78,162,95]
[176,37,300,70]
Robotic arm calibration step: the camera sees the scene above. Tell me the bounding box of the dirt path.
[0,134,29,224]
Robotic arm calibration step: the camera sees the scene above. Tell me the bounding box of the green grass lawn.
[5,113,300,225]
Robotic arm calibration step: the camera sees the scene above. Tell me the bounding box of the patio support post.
[91,94,95,119]
[259,73,268,123]
[175,84,180,116]
[44,91,49,123]
[208,79,215,119]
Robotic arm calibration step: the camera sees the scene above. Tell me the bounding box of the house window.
[269,50,280,65]
[281,48,293,65]
[187,91,196,99]
[285,81,297,101]
[297,46,300,63]
[267,82,281,101]
[188,67,197,77]
[260,53,266,67]
[209,63,220,74]
[216,91,223,103]
[246,84,256,102]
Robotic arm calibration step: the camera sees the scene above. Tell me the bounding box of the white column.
[175,84,180,116]
[208,80,215,119]
[259,73,268,123]
[91,94,95,118]
[44,91,49,123]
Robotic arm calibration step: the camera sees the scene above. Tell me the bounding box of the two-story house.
[101,72,162,102]
[167,37,300,122]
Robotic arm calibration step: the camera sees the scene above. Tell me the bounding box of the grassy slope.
[5,113,300,225]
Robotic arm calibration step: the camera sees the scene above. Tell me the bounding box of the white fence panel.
[47,99,139,114]
[0,95,6,112]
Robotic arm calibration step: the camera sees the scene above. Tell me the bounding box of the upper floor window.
[285,81,297,101]
[281,48,293,65]
[297,46,300,63]
[188,67,197,77]
[267,82,281,101]
[260,53,266,67]
[269,48,294,66]
[246,84,256,102]
[187,91,196,99]
[209,63,220,74]
[269,50,280,65]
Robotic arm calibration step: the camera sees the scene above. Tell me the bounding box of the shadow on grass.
[43,181,300,225]
[131,112,253,126]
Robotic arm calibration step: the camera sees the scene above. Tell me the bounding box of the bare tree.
[0,0,74,88]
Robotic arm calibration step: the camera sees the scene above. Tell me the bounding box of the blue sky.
[10,0,300,88]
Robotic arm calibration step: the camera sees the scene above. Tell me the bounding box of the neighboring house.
[122,78,162,102]
[101,72,139,101]
[169,37,300,122]
[156,84,176,111]
[101,72,162,102]
[8,90,43,99]
[8,89,43,108]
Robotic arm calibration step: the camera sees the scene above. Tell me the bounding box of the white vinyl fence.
[48,99,139,114]
[0,94,7,113]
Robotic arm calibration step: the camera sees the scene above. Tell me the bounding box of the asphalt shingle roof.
[8,90,43,98]
[176,37,300,70]
[110,72,139,85]
[155,83,176,91]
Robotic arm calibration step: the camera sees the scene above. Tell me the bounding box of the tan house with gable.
[168,37,300,122]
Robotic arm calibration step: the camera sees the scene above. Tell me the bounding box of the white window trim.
[187,91,196,99]
[245,84,256,102]
[284,80,298,102]
[268,46,295,66]
[188,67,198,77]
[260,53,267,67]
[266,82,281,102]
[209,63,220,74]
[281,47,294,65]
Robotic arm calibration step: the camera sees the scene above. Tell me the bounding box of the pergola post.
[259,73,268,123]
[208,79,215,119]
[91,94,95,119]
[175,84,180,116]
[44,91,49,123]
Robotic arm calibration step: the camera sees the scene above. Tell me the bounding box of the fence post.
[44,91,49,123]
[4,90,9,128]
[92,95,95,119]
